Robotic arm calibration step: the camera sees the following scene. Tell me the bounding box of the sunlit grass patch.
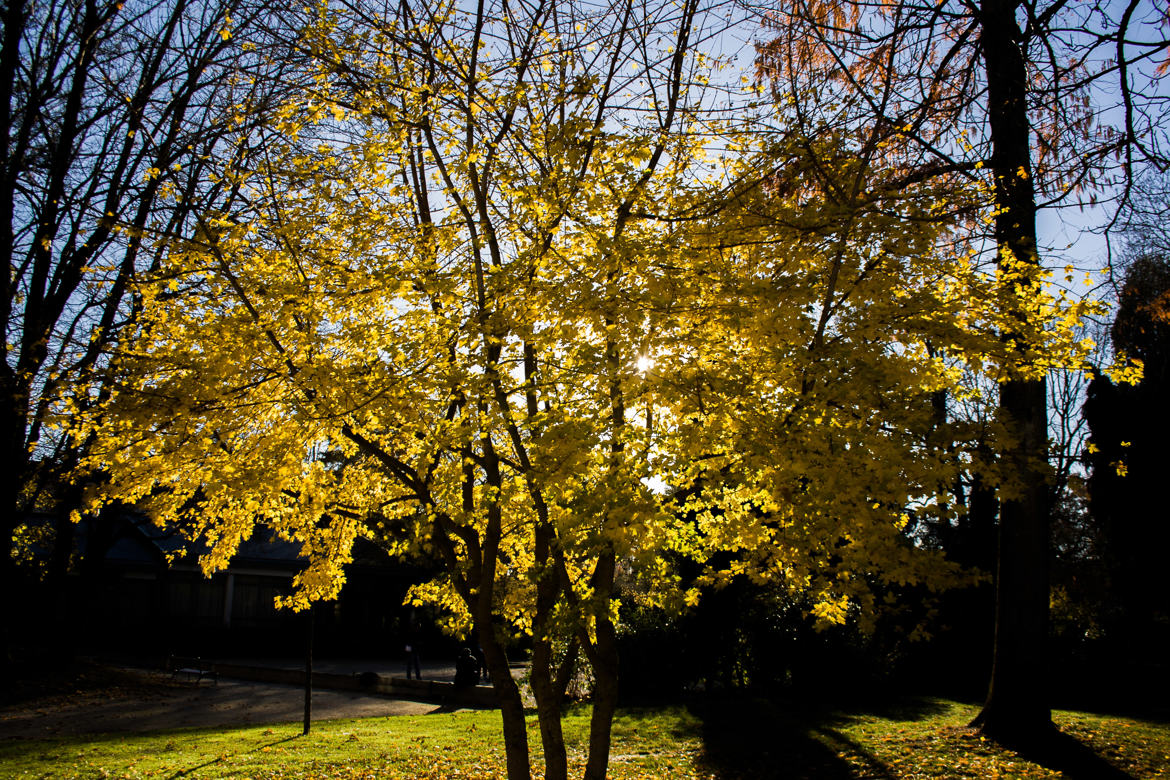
[0,712,508,780]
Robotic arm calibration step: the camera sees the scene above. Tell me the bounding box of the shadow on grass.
[687,694,1143,780]
[1055,699,1170,726]
[818,694,954,725]
[993,728,1139,780]
[685,695,940,779]
[168,733,300,779]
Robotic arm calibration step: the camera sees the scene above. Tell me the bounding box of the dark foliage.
[1083,253,1170,694]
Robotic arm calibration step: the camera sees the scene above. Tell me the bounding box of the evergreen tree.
[1084,254,1170,666]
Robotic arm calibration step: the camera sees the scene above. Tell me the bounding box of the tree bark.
[971,0,1053,740]
[583,548,619,780]
[529,521,568,780]
[478,622,531,780]
[530,634,568,780]
[476,456,533,780]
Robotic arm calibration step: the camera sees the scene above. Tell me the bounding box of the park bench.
[168,655,218,684]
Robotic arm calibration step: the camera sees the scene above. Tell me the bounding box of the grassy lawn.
[1,698,1167,779]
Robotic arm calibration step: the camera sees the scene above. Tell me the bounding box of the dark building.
[24,510,446,662]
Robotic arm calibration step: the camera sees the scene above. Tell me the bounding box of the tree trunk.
[972,0,1053,741]
[530,632,568,780]
[478,622,532,780]
[974,381,1052,740]
[529,520,568,780]
[583,549,619,780]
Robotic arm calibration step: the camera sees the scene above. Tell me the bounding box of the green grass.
[814,701,1170,779]
[1,699,1167,779]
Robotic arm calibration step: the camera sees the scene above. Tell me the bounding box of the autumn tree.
[74,0,1033,776]
[653,119,1109,660]
[751,0,1168,741]
[80,0,728,777]
[75,1,1144,776]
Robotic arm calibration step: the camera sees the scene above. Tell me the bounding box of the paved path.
[0,655,528,740]
[219,656,468,682]
[0,670,443,740]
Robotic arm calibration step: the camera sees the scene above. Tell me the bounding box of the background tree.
[0,0,310,670]
[654,123,1102,656]
[1084,247,1170,685]
[751,0,1168,741]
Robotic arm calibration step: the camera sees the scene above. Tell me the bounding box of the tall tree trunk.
[530,634,568,780]
[579,325,627,780]
[971,0,1053,740]
[478,623,531,780]
[583,549,619,780]
[529,521,569,780]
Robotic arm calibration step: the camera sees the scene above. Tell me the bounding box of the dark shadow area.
[0,655,162,708]
[1055,699,1170,727]
[811,726,896,780]
[992,728,1140,780]
[428,702,462,714]
[687,695,920,779]
[815,694,954,725]
[1048,665,1170,726]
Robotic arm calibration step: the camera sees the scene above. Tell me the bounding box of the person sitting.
[454,647,479,689]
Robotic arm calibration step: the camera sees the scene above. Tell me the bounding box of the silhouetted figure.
[473,644,488,682]
[454,647,478,689]
[405,640,422,680]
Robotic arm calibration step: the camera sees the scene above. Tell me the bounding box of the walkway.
[210,656,522,708]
